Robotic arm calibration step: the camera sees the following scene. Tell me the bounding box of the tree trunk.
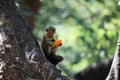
[19,0,41,31]
[0,0,68,80]
[74,58,112,80]
[106,34,120,80]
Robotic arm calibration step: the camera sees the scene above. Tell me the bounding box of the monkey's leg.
[49,54,63,66]
[50,47,58,54]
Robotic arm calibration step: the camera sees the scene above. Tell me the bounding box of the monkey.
[41,26,63,66]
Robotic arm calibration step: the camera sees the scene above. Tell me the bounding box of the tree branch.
[106,34,120,80]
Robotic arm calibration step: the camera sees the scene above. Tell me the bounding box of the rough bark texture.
[0,0,68,80]
[74,58,112,80]
[106,34,120,80]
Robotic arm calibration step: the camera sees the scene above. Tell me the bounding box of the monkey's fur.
[41,26,63,66]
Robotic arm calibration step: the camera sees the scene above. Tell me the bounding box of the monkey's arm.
[43,35,54,46]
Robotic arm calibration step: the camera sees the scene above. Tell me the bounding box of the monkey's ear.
[46,29,48,32]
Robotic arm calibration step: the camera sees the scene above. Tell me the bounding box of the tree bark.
[74,58,112,80]
[106,34,120,80]
[0,0,68,80]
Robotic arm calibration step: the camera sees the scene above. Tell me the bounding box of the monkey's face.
[47,30,55,38]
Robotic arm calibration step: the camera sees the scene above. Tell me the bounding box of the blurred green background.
[16,0,120,77]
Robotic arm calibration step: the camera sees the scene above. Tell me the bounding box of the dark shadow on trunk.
[74,58,112,80]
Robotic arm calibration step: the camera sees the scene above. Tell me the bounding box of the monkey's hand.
[51,39,55,42]
[53,40,62,47]
[59,43,62,46]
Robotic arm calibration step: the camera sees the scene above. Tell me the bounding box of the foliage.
[16,0,120,77]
